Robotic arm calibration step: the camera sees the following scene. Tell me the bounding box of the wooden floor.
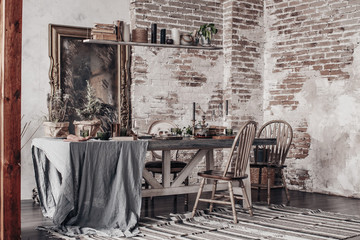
[21,189,360,239]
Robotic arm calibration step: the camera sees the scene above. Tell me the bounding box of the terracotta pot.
[73,119,101,137]
[43,121,69,138]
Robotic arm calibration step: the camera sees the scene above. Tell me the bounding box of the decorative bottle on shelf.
[160,29,166,44]
[151,24,157,43]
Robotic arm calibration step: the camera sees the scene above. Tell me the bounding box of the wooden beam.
[172,149,208,187]
[142,182,228,198]
[0,0,22,239]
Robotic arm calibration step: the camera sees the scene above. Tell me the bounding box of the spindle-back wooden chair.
[191,121,257,223]
[251,120,293,205]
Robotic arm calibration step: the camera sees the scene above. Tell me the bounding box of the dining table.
[143,137,276,209]
[31,136,275,237]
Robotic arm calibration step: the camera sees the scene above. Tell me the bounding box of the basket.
[250,167,275,186]
[132,28,148,43]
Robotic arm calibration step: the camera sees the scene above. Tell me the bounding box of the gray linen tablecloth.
[32,138,148,237]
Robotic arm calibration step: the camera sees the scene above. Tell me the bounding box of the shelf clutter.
[87,20,222,50]
[91,23,117,41]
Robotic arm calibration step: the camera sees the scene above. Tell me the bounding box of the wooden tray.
[212,135,235,140]
[154,136,183,140]
[194,135,213,139]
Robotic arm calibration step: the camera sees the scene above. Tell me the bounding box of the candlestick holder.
[192,119,196,136]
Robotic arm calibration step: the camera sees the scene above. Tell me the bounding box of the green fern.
[75,80,103,120]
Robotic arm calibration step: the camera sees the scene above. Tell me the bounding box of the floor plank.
[21,189,360,239]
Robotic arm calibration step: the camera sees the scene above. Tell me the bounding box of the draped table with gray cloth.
[31,138,149,237]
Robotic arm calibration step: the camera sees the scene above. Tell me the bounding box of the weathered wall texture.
[21,0,130,199]
[130,0,226,182]
[130,0,265,181]
[21,0,360,199]
[130,0,225,131]
[223,0,264,128]
[264,0,360,197]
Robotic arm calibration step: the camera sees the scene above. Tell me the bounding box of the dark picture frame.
[48,24,131,133]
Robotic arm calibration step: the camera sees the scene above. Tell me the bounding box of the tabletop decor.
[43,90,71,137]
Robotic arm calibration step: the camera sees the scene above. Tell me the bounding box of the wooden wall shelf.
[83,39,222,50]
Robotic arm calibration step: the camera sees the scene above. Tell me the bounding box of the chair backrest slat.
[148,120,178,160]
[257,120,293,165]
[223,121,257,177]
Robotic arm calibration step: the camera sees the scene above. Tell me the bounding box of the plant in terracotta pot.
[197,23,218,46]
[73,80,116,137]
[43,90,71,137]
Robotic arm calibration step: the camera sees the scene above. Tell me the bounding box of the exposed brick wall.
[264,0,360,194]
[130,0,225,182]
[223,0,264,128]
[130,0,224,132]
[130,0,360,197]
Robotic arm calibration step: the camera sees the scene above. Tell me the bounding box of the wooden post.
[0,0,23,239]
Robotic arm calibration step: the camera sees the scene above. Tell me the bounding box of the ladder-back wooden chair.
[144,120,188,212]
[145,120,187,175]
[251,120,293,205]
[191,121,257,223]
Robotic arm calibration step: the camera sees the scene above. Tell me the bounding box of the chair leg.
[281,169,290,203]
[173,173,177,213]
[240,180,253,217]
[257,167,262,202]
[267,167,271,205]
[209,180,218,212]
[228,181,237,223]
[191,178,206,217]
[184,177,189,212]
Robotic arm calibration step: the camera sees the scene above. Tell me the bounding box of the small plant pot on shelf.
[73,119,101,137]
[43,121,69,138]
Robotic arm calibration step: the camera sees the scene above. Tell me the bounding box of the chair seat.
[250,162,287,169]
[198,170,248,181]
[145,161,186,174]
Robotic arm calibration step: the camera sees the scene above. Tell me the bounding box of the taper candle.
[226,100,229,115]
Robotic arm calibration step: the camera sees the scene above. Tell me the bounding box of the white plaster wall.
[21,0,130,199]
[263,3,360,197]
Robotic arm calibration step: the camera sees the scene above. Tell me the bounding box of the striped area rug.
[45,204,360,240]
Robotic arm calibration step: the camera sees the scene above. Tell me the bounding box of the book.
[92,33,117,41]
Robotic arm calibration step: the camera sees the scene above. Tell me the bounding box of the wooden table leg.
[206,150,214,171]
[162,150,171,187]
[206,150,214,184]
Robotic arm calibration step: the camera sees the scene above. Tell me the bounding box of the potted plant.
[73,80,116,137]
[197,23,218,46]
[43,90,71,137]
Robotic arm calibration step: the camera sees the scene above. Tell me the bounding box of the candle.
[171,29,180,45]
[123,24,130,42]
[226,100,229,115]
[192,102,196,121]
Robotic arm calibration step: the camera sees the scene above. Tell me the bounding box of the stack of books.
[91,23,117,41]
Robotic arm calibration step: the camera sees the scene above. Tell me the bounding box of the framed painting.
[48,24,130,134]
